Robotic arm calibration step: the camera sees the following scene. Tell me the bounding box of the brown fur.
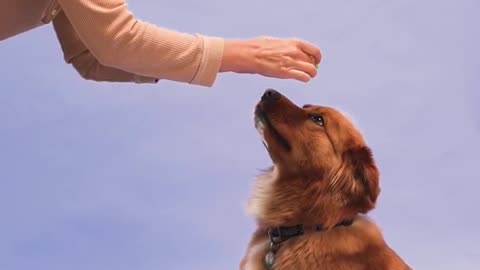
[240,90,411,270]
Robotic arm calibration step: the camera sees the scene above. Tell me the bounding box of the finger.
[294,47,315,64]
[289,47,318,73]
[292,59,318,78]
[285,69,311,82]
[294,39,322,64]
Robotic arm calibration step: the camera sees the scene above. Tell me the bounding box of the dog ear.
[343,146,380,211]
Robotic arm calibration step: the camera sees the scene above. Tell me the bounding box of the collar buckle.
[267,227,282,244]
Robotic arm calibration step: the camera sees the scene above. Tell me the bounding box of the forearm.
[57,0,224,87]
[70,50,158,83]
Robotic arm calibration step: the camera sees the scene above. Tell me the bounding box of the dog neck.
[263,218,354,270]
[247,166,360,230]
[267,219,354,242]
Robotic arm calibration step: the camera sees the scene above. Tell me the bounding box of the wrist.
[219,39,258,73]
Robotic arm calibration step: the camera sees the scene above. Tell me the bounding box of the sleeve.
[56,0,225,87]
[52,11,158,84]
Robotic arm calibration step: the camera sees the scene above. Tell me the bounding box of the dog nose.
[262,89,281,102]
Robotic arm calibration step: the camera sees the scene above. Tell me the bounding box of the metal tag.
[264,251,275,270]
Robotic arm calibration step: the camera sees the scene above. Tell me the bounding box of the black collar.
[268,219,353,243]
[264,219,353,270]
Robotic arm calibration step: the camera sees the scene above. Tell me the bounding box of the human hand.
[220,36,321,82]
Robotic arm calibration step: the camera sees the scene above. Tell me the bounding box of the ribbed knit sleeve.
[57,0,225,87]
[52,10,158,83]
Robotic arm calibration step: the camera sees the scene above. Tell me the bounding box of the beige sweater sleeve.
[56,0,225,87]
[53,11,157,84]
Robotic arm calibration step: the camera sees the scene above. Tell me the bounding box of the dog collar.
[264,219,353,270]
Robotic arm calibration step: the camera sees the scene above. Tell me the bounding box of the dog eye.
[310,115,325,126]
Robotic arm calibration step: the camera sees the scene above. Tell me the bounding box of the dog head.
[253,89,380,226]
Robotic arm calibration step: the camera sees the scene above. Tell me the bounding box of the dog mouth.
[254,106,292,152]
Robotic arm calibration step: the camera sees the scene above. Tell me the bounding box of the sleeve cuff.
[189,35,225,87]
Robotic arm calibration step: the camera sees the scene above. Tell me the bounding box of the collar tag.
[264,251,275,270]
[263,219,354,269]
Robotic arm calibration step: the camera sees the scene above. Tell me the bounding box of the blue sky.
[1,0,479,269]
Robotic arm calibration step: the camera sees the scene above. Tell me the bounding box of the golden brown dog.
[240,89,411,270]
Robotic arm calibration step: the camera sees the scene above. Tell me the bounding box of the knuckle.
[288,38,300,47]
[290,48,301,57]
[289,46,303,56]
[279,59,289,69]
[291,38,301,46]
[281,66,292,74]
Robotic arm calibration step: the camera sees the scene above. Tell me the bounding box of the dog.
[240,89,411,270]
